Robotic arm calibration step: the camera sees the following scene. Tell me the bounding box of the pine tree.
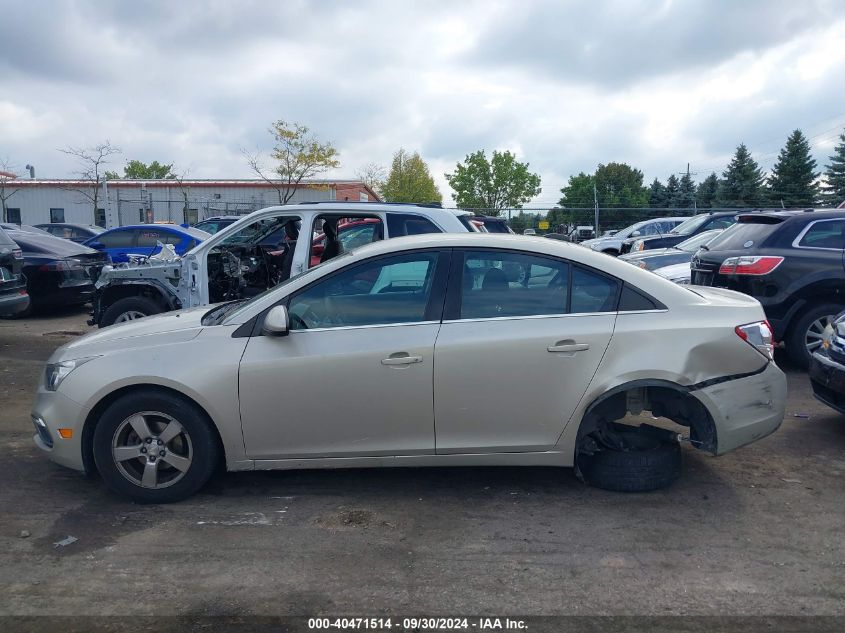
[768,130,819,207]
[664,175,680,208]
[696,172,719,208]
[823,129,845,206]
[648,178,666,207]
[718,143,766,207]
[677,172,696,208]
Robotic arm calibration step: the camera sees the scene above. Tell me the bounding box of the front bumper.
[809,351,845,415]
[31,387,87,471]
[691,362,787,455]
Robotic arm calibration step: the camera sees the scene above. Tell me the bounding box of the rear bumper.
[809,351,845,415]
[691,362,787,455]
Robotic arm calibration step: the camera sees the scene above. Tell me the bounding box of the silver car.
[32,233,786,502]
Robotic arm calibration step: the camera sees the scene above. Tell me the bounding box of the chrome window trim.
[443,310,620,325]
[290,320,440,333]
[791,218,845,251]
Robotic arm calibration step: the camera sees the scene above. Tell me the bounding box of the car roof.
[736,209,845,221]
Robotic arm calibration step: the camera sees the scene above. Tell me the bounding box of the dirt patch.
[314,508,388,530]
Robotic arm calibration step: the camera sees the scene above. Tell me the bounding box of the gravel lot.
[0,307,844,620]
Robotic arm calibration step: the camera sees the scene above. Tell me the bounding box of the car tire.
[786,303,843,370]
[100,296,162,327]
[578,431,681,492]
[92,390,220,503]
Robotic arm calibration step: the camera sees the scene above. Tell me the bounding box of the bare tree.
[172,168,192,223]
[356,162,386,198]
[59,141,121,222]
[244,119,340,204]
[0,158,20,224]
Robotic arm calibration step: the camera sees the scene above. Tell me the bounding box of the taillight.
[38,259,82,272]
[735,320,775,360]
[719,256,783,276]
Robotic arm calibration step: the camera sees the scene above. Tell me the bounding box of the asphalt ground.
[0,306,843,629]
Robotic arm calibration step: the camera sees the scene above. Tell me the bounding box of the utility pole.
[593,182,599,237]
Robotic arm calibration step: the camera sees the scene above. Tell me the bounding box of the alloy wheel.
[111,411,193,489]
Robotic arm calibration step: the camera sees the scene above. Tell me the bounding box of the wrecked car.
[90,202,474,327]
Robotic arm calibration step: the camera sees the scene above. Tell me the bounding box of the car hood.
[54,306,209,360]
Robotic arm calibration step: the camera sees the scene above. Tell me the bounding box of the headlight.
[44,357,98,391]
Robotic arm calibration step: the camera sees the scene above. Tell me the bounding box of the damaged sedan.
[32,233,786,502]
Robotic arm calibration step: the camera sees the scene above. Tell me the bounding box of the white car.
[33,233,786,502]
[654,261,692,284]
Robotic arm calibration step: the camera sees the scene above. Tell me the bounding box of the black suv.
[621,211,739,254]
[0,227,30,316]
[691,210,845,368]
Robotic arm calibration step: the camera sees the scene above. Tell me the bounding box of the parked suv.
[581,217,686,255]
[690,210,845,368]
[622,211,739,254]
[90,202,472,327]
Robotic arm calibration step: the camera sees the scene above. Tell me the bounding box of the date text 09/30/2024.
[308,617,528,630]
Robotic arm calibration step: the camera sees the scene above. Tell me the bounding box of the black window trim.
[250,247,453,335]
[443,247,628,322]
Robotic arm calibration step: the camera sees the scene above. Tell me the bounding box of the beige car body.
[33,233,786,477]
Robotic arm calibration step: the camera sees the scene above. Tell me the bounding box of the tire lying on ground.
[578,429,681,492]
[100,296,162,327]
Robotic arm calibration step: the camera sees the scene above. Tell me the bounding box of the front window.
[288,251,440,329]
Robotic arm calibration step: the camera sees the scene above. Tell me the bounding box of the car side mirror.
[262,305,289,337]
[630,231,641,238]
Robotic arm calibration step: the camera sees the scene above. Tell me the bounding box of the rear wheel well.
[575,381,717,467]
[81,384,225,476]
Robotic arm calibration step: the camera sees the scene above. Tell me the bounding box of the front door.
[434,249,618,453]
[238,249,450,459]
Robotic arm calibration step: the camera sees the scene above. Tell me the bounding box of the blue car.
[83,225,210,263]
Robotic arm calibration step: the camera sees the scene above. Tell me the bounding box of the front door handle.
[548,342,590,353]
[381,353,423,366]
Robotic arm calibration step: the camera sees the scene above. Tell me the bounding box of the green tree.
[664,175,680,207]
[445,150,541,215]
[246,119,340,204]
[718,143,766,207]
[822,128,845,205]
[559,172,595,208]
[696,172,719,208]
[380,149,441,204]
[106,159,176,180]
[768,130,819,207]
[593,162,648,208]
[648,178,667,207]
[677,173,696,208]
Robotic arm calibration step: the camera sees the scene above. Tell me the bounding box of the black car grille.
[690,257,720,286]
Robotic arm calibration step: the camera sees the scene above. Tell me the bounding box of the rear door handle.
[548,342,590,353]
[381,354,423,366]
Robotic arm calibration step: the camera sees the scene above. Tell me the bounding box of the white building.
[0,178,379,228]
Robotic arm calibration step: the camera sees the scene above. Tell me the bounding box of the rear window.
[704,220,780,250]
[797,219,845,249]
[0,228,15,247]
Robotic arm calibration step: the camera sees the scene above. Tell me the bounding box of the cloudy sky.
[1,0,844,206]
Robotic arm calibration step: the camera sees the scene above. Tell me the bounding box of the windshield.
[704,219,781,251]
[670,215,709,236]
[614,221,648,239]
[221,252,352,323]
[676,229,723,251]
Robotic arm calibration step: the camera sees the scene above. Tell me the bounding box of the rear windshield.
[703,220,780,250]
[0,228,15,247]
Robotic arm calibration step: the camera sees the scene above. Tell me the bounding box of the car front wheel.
[100,296,162,327]
[92,390,220,503]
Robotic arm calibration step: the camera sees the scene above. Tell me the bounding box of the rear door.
[433,249,618,453]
